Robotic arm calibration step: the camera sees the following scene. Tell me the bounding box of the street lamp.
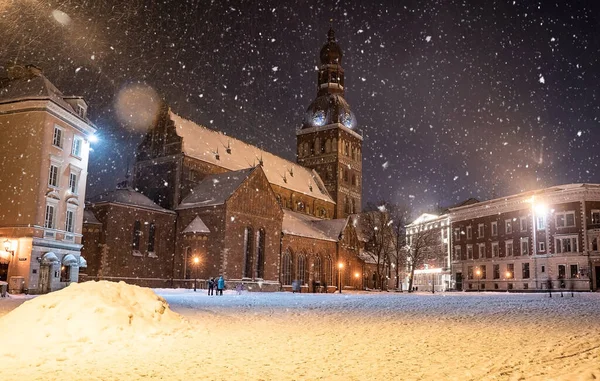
[354,272,360,290]
[506,271,512,292]
[193,257,200,292]
[338,262,344,294]
[475,268,481,292]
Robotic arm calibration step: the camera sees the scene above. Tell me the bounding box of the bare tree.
[361,202,395,290]
[405,226,444,292]
[389,204,409,290]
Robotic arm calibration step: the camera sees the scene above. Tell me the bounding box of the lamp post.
[506,271,512,292]
[475,268,481,292]
[354,272,360,290]
[338,262,344,293]
[193,257,200,292]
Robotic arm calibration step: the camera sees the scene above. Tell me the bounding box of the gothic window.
[297,201,305,212]
[314,256,322,283]
[320,138,326,153]
[282,251,293,285]
[147,223,156,253]
[325,256,333,286]
[344,142,350,157]
[352,174,356,186]
[351,147,356,160]
[298,254,307,285]
[303,142,309,157]
[340,166,344,180]
[243,227,254,278]
[351,199,356,214]
[344,169,349,182]
[332,138,337,152]
[314,139,320,154]
[132,220,141,251]
[255,229,265,279]
[345,196,350,214]
[325,139,331,153]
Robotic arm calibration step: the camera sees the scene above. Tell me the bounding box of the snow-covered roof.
[170,112,334,204]
[282,210,338,242]
[88,188,174,213]
[311,218,348,241]
[182,216,211,234]
[177,168,254,209]
[0,65,88,122]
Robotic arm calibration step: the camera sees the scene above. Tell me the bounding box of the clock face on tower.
[312,111,326,127]
[340,112,354,129]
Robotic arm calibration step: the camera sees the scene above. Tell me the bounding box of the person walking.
[546,276,553,298]
[207,278,215,296]
[217,276,225,296]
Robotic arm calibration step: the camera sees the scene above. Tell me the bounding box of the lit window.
[44,204,56,229]
[65,210,75,233]
[52,125,63,148]
[48,165,59,187]
[537,215,546,230]
[71,136,83,158]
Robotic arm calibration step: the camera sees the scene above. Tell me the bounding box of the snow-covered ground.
[1,282,599,380]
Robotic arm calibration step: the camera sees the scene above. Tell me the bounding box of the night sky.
[2,0,599,214]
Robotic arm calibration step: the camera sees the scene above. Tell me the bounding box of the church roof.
[282,210,349,242]
[177,168,255,209]
[169,112,334,204]
[182,216,211,234]
[83,209,102,225]
[88,187,173,213]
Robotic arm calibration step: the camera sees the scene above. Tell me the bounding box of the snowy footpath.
[0,282,599,381]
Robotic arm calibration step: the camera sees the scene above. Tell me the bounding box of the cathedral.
[82,29,370,292]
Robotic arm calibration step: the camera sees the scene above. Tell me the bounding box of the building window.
[467,266,474,280]
[467,245,473,260]
[491,221,498,236]
[255,229,265,279]
[69,172,78,194]
[76,104,86,118]
[555,211,576,228]
[506,241,513,256]
[478,224,484,238]
[454,228,461,241]
[479,265,487,280]
[478,243,486,259]
[53,125,63,148]
[466,226,472,240]
[539,241,546,252]
[297,201,305,212]
[541,265,545,273]
[282,251,293,286]
[592,210,600,224]
[493,264,500,280]
[48,165,59,188]
[352,174,356,186]
[520,217,527,232]
[507,263,515,281]
[297,255,307,285]
[132,220,141,251]
[592,237,598,251]
[537,215,546,230]
[492,242,499,257]
[326,256,333,286]
[314,256,322,284]
[72,136,83,158]
[520,238,529,256]
[147,223,156,254]
[243,227,253,278]
[454,246,462,260]
[505,220,512,234]
[522,263,530,279]
[65,210,75,233]
[570,264,578,279]
[44,204,56,229]
[555,236,578,253]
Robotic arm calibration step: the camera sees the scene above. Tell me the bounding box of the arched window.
[332,138,337,152]
[298,254,307,285]
[255,229,265,279]
[351,199,356,214]
[344,142,350,157]
[282,251,293,285]
[345,196,350,214]
[352,174,356,186]
[314,256,322,284]
[325,139,331,153]
[132,220,141,251]
[297,201,305,212]
[243,227,253,278]
[344,169,349,182]
[325,256,333,286]
[303,142,309,156]
[314,139,320,154]
[320,138,326,153]
[351,147,356,160]
[147,223,156,253]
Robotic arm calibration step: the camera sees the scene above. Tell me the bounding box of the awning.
[78,256,87,268]
[62,254,78,266]
[41,252,59,265]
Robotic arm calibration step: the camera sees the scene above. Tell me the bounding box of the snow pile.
[0,281,186,346]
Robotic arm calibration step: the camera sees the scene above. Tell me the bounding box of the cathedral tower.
[296,28,363,219]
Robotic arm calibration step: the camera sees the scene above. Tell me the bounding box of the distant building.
[0,64,96,293]
[450,184,600,292]
[82,29,366,292]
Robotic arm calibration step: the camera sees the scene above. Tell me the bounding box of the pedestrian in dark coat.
[217,276,225,296]
[546,276,553,298]
[208,278,215,296]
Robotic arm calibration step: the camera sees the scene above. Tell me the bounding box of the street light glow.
[338,262,344,269]
[193,257,200,264]
[88,134,99,143]
[534,203,548,215]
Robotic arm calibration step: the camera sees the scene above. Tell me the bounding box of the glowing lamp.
[88,134,98,143]
[338,262,344,269]
[3,239,11,253]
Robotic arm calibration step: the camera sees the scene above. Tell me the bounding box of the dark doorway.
[595,266,600,291]
[455,273,463,291]
[0,263,8,281]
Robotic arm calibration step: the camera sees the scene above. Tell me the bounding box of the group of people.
[207,276,225,296]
